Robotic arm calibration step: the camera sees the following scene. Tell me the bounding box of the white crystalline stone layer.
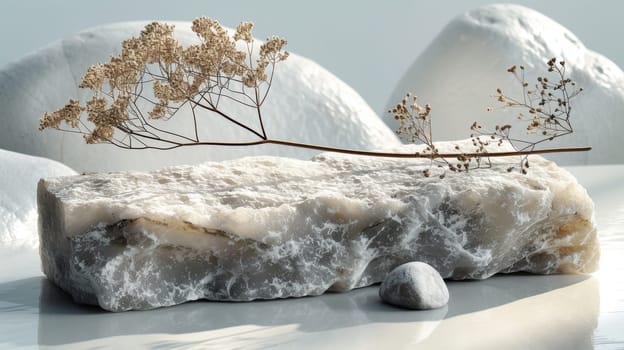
[37,141,599,311]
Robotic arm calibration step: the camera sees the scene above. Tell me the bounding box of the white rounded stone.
[0,149,76,248]
[379,262,449,310]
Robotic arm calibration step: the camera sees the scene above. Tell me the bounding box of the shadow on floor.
[0,277,42,312]
[22,273,597,346]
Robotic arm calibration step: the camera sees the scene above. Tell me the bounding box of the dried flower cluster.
[393,93,433,146]
[389,58,583,176]
[392,94,444,176]
[40,19,588,173]
[471,58,582,173]
[40,17,289,147]
[39,99,82,130]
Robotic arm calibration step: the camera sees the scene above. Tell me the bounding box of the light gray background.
[1,0,621,115]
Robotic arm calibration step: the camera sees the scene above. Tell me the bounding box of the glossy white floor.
[1,165,622,350]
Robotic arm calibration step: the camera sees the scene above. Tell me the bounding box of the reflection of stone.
[38,281,447,346]
[380,262,449,309]
[36,276,598,348]
[38,141,599,311]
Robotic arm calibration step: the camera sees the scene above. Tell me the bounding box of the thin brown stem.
[127,137,591,158]
[189,99,265,139]
[255,88,267,139]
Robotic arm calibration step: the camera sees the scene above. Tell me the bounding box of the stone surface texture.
[37,140,599,311]
[379,262,449,310]
[0,21,400,172]
[385,4,624,165]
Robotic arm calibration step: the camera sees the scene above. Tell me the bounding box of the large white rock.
[0,149,76,249]
[38,140,599,311]
[386,4,624,165]
[0,21,400,172]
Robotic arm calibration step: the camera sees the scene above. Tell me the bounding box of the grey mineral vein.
[38,141,599,311]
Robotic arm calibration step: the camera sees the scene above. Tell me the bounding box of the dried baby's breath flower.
[467,58,583,173]
[260,36,289,61]
[387,58,584,176]
[139,22,182,65]
[153,67,193,102]
[40,17,290,147]
[38,99,82,130]
[79,64,106,90]
[234,21,254,43]
[149,101,169,119]
[393,93,433,145]
[84,125,114,144]
[85,95,129,129]
[191,17,225,43]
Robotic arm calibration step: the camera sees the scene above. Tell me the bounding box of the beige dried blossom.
[149,101,169,119]
[40,17,289,146]
[260,36,289,61]
[391,93,432,145]
[234,21,254,43]
[243,59,269,88]
[85,95,129,130]
[38,99,82,130]
[78,94,131,144]
[191,17,227,43]
[387,58,584,176]
[140,22,180,65]
[79,64,106,90]
[185,17,252,84]
[84,125,114,144]
[153,67,194,103]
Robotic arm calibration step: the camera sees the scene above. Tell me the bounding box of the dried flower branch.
[471,58,583,173]
[39,18,589,171]
[40,18,288,148]
[389,57,586,176]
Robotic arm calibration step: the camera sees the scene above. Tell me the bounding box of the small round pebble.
[379,262,449,310]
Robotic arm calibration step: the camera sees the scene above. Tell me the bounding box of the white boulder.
[379,262,449,310]
[0,21,400,172]
[38,140,598,311]
[0,149,76,249]
[386,4,624,165]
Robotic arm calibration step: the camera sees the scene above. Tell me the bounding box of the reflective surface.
[1,165,623,349]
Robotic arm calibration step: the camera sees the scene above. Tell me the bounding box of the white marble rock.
[379,262,449,310]
[37,140,599,311]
